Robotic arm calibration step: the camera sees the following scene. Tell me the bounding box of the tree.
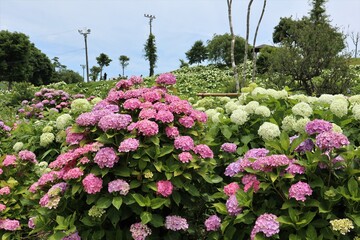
[28,46,53,86]
[90,66,101,81]
[243,0,254,86]
[185,40,208,65]
[206,33,251,66]
[144,34,157,76]
[269,0,351,95]
[226,0,239,92]
[119,55,130,77]
[52,57,66,72]
[96,53,112,80]
[179,59,189,68]
[350,31,360,58]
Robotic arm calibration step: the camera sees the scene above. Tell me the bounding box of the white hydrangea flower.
[255,106,271,117]
[230,109,249,125]
[40,132,55,147]
[292,102,313,117]
[293,117,310,134]
[238,93,249,104]
[56,130,66,143]
[215,107,225,114]
[307,96,318,105]
[42,125,53,133]
[282,115,297,132]
[91,97,103,105]
[71,98,92,114]
[34,161,51,176]
[205,109,217,118]
[333,94,347,101]
[275,89,289,99]
[332,123,343,133]
[251,87,267,96]
[225,101,239,114]
[330,99,349,118]
[211,112,221,124]
[352,104,360,120]
[349,95,360,105]
[245,101,260,114]
[13,142,24,152]
[56,114,73,130]
[195,107,206,111]
[318,94,335,105]
[258,122,281,141]
[289,94,309,103]
[219,97,231,103]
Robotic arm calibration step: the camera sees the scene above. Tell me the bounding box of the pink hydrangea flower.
[189,110,208,123]
[139,108,157,119]
[244,148,269,159]
[226,195,242,216]
[118,138,140,152]
[252,155,291,172]
[82,174,103,194]
[174,136,194,151]
[155,110,174,123]
[63,168,84,180]
[76,110,112,126]
[224,160,242,177]
[224,182,240,196]
[193,144,214,159]
[94,147,119,169]
[98,113,132,132]
[28,217,36,229]
[136,120,159,136]
[0,219,20,231]
[156,73,176,85]
[0,204,6,211]
[204,215,221,231]
[305,119,333,135]
[285,161,305,175]
[315,131,350,150]
[129,75,144,84]
[169,100,192,114]
[289,181,313,201]
[157,180,173,197]
[62,232,81,240]
[165,215,189,231]
[165,126,179,139]
[143,90,162,102]
[179,116,195,128]
[66,127,85,145]
[18,150,37,163]
[3,155,17,166]
[116,79,133,89]
[250,213,280,240]
[123,98,142,110]
[130,222,152,240]
[242,174,260,193]
[0,186,10,195]
[178,152,193,163]
[221,143,237,153]
[108,179,130,195]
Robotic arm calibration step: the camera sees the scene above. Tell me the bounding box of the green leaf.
[172,191,181,206]
[140,211,152,224]
[289,234,302,240]
[306,224,317,240]
[158,145,174,157]
[130,180,141,189]
[348,177,359,197]
[113,167,131,177]
[150,198,168,209]
[150,214,164,227]
[132,193,150,207]
[150,136,160,146]
[213,203,228,215]
[297,211,317,228]
[184,183,200,196]
[289,207,299,223]
[112,197,122,210]
[108,209,120,228]
[269,172,278,182]
[220,125,232,139]
[153,161,162,172]
[71,184,81,195]
[277,216,295,227]
[96,197,112,209]
[138,159,147,170]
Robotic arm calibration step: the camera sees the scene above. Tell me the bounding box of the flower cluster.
[108,179,130,195]
[204,215,221,231]
[250,213,280,240]
[130,222,152,240]
[157,180,173,197]
[330,218,354,235]
[220,143,237,153]
[288,181,313,201]
[164,215,189,231]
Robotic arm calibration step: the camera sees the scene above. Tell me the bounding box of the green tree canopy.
[119,55,130,77]
[185,40,208,65]
[206,33,252,66]
[90,65,101,81]
[96,53,112,80]
[28,45,53,86]
[144,34,157,77]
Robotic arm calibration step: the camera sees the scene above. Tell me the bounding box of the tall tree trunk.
[252,0,267,82]
[243,0,254,87]
[227,0,239,92]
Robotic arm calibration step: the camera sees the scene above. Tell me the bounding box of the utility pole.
[144,14,156,35]
[80,64,85,82]
[78,28,91,82]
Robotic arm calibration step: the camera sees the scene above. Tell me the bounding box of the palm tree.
[119,55,130,77]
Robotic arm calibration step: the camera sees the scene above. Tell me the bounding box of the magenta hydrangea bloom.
[165,126,179,139]
[285,161,305,175]
[155,110,174,123]
[130,222,152,240]
[76,110,112,126]
[223,182,240,196]
[143,90,162,103]
[165,215,189,231]
[3,155,17,166]
[94,147,119,169]
[28,217,36,229]
[174,136,194,151]
[108,179,130,195]
[157,180,173,197]
[250,213,280,240]
[62,168,84,180]
[0,186,10,195]
[129,75,144,84]
[18,150,37,163]
[189,110,208,123]
[204,215,221,231]
[178,152,193,163]
[305,119,333,135]
[289,181,313,201]
[82,174,103,194]
[156,73,176,85]
[193,144,214,159]
[221,143,237,153]
[295,139,314,153]
[123,98,142,110]
[242,174,260,193]
[118,138,140,152]
[169,100,192,114]
[244,148,269,159]
[98,113,132,132]
[66,127,85,145]
[252,155,291,172]
[136,120,159,136]
[315,131,350,150]
[0,219,20,231]
[224,160,242,177]
[0,204,6,212]
[138,108,157,119]
[62,232,81,240]
[179,116,195,128]
[226,195,242,216]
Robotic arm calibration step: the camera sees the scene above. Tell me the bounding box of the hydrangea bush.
[30,74,221,239]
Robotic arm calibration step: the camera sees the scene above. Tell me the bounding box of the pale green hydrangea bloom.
[330,218,354,235]
[230,109,249,125]
[245,101,260,114]
[333,94,347,101]
[282,115,297,132]
[13,142,24,152]
[268,89,288,99]
[330,99,349,118]
[349,95,360,105]
[144,169,154,179]
[225,101,239,114]
[251,87,267,96]
[288,94,309,103]
[332,123,343,133]
[258,122,281,141]
[205,109,218,119]
[56,130,66,143]
[238,93,249,104]
[318,94,335,105]
[352,104,360,120]
[34,161,51,176]
[292,102,313,117]
[56,114,73,130]
[88,206,106,218]
[255,106,271,117]
[195,107,206,111]
[219,97,231,103]
[91,97,103,105]
[40,132,55,147]
[307,96,318,105]
[211,112,221,124]
[71,98,92,114]
[42,125,53,133]
[215,107,225,114]
[293,117,310,134]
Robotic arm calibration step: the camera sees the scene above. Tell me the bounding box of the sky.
[0,0,359,81]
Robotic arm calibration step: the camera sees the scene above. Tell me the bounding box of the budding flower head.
[330,218,354,235]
